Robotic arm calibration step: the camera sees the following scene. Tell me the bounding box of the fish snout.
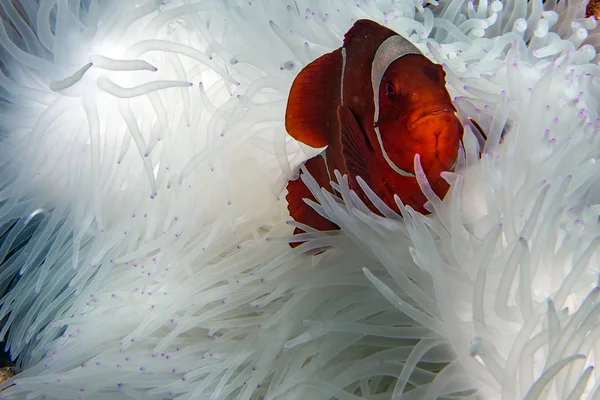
[409,110,462,171]
[435,115,463,170]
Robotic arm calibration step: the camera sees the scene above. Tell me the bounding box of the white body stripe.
[340,47,347,104]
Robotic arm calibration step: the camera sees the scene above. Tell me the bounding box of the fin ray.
[338,105,373,183]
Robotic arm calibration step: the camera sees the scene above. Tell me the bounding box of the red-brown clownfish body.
[285,19,463,247]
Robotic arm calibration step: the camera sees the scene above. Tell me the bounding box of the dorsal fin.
[343,19,396,48]
[285,48,343,148]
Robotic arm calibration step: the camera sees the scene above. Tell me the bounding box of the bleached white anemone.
[299,1,600,400]
[0,0,598,399]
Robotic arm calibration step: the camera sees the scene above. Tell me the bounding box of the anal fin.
[286,155,340,248]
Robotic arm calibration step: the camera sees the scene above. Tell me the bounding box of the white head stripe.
[371,35,422,178]
[371,35,422,124]
[374,127,416,177]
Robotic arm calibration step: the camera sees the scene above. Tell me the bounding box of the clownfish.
[285,19,463,247]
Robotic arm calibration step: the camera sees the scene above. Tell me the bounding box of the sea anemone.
[0,0,598,399]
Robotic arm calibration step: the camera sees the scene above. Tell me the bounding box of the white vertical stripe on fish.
[340,47,347,105]
[370,35,421,178]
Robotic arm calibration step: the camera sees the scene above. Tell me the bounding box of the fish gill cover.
[0,0,599,399]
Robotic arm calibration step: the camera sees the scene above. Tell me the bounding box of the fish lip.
[407,107,455,128]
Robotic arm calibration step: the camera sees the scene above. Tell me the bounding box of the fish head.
[374,54,463,174]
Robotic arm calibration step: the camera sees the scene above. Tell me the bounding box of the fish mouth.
[407,107,455,128]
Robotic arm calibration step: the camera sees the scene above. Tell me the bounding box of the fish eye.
[384,80,396,97]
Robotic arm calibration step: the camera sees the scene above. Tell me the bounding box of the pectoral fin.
[337,105,373,183]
